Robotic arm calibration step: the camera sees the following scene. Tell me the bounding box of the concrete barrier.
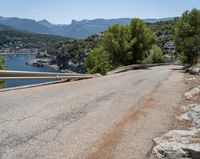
[106,63,171,75]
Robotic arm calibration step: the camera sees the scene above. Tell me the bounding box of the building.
[164,42,175,50]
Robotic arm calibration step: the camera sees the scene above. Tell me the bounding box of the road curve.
[0,65,186,159]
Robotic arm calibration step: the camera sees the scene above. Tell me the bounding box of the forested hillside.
[148,19,178,49]
[0,24,70,52]
[36,19,177,74]
[45,34,100,72]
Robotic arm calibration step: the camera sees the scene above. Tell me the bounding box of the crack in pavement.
[0,92,116,157]
[85,72,172,159]
[0,66,184,159]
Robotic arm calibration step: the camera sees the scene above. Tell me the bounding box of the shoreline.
[0,53,37,55]
[46,64,60,71]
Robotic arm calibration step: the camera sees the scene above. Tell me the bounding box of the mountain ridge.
[0,16,177,39]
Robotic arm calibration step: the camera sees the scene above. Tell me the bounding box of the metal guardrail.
[0,64,172,80]
[0,70,94,80]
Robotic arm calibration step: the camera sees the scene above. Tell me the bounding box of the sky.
[0,0,199,24]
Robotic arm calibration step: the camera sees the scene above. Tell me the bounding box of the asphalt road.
[0,65,186,159]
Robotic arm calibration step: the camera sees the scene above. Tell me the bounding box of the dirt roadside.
[150,73,200,159]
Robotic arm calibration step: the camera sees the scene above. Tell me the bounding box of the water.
[3,54,58,88]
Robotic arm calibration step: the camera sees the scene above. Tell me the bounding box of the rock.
[153,142,187,159]
[95,73,103,77]
[186,76,196,81]
[177,111,198,121]
[182,147,200,159]
[184,86,200,100]
[187,67,200,75]
[166,130,198,138]
[153,130,200,159]
[177,104,200,128]
[26,58,52,67]
[179,104,197,111]
[153,104,200,159]
[192,105,200,113]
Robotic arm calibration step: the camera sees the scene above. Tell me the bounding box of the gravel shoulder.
[150,73,200,159]
[0,65,186,159]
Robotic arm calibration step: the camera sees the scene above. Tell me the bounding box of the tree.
[101,25,131,67]
[84,18,157,75]
[84,46,111,75]
[174,8,200,65]
[130,18,155,63]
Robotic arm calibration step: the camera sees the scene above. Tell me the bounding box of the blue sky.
[0,0,199,24]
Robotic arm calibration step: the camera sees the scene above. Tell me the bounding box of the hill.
[45,34,100,73]
[148,19,178,49]
[40,19,177,73]
[0,16,177,39]
[0,24,70,53]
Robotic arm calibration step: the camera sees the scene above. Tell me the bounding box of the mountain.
[0,23,15,31]
[143,17,176,23]
[0,16,177,39]
[0,16,53,34]
[39,18,132,38]
[37,19,55,28]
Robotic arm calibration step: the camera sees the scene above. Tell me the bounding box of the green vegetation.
[85,18,163,74]
[0,24,70,52]
[143,45,164,64]
[130,19,155,63]
[174,8,200,65]
[0,56,5,88]
[37,19,175,74]
[84,46,111,75]
[46,35,99,56]
[148,20,177,49]
[101,25,131,67]
[46,34,100,72]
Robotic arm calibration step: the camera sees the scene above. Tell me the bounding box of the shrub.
[84,46,112,75]
[179,52,188,64]
[143,45,164,64]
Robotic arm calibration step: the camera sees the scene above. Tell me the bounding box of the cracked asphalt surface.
[0,65,186,159]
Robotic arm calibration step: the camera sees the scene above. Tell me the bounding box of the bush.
[84,46,112,75]
[179,52,188,64]
[143,45,164,64]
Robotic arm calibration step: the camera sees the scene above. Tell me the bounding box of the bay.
[2,54,58,88]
